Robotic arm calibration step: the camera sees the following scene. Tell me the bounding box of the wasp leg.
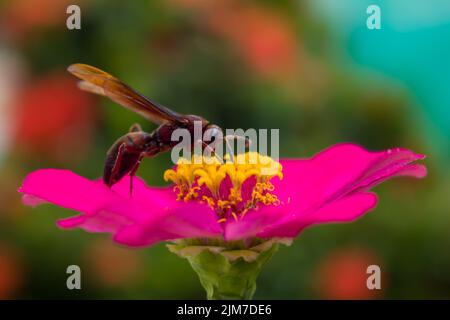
[103,132,149,187]
[104,142,141,187]
[128,154,143,197]
[108,142,126,186]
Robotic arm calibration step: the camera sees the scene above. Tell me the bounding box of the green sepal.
[167,238,291,300]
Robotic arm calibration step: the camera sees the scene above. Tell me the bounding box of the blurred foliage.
[0,0,449,299]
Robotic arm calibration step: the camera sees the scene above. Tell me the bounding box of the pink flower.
[18,144,426,247]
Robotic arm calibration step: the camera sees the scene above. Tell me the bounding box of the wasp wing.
[68,63,186,125]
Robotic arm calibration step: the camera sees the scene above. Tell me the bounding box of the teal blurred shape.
[310,0,450,155]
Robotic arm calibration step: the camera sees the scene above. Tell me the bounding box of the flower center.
[164,152,283,222]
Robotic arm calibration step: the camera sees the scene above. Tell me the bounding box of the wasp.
[68,64,247,192]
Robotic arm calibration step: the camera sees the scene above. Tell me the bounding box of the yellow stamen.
[164,152,283,220]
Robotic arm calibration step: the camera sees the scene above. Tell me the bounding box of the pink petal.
[276,143,425,212]
[227,144,426,240]
[19,169,221,247]
[113,201,223,247]
[257,192,378,238]
[224,203,292,240]
[19,169,118,213]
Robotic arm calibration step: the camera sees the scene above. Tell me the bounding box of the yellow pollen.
[164,152,283,219]
[202,195,216,209]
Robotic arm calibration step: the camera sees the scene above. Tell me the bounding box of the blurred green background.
[0,0,449,299]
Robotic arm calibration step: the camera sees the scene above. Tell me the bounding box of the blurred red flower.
[0,50,23,163]
[168,0,223,12]
[0,243,24,299]
[170,0,299,79]
[314,247,384,300]
[168,0,328,104]
[211,7,299,79]
[13,72,96,161]
[2,0,73,41]
[84,239,144,288]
